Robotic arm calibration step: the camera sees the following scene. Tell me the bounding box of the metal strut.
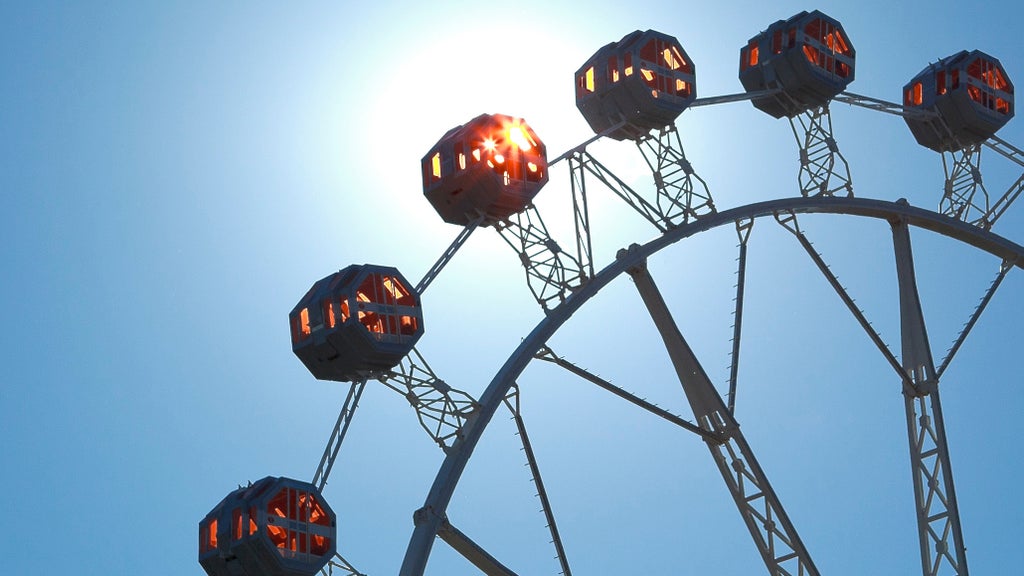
[773,210,912,392]
[496,204,587,311]
[569,156,596,283]
[503,384,573,576]
[939,144,992,229]
[627,256,820,576]
[568,149,668,232]
[416,215,485,294]
[436,519,519,576]
[788,104,853,198]
[380,347,478,452]
[635,123,716,226]
[534,346,720,443]
[937,258,1013,378]
[312,379,367,492]
[892,217,970,576]
[941,140,1024,231]
[319,552,367,576]
[834,91,938,121]
[727,217,753,414]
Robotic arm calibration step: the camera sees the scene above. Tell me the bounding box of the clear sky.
[2,1,1023,575]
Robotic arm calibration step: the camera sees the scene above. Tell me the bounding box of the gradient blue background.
[3,1,1022,574]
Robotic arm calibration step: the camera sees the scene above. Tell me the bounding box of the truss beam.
[892,218,969,576]
[381,347,478,452]
[497,205,587,311]
[629,259,819,576]
[939,144,993,229]
[788,104,853,198]
[635,124,716,226]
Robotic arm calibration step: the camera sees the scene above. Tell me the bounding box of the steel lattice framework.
[297,89,1024,574]
[254,29,1024,576]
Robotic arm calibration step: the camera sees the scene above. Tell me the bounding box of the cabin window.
[322,299,335,329]
[772,30,783,54]
[905,82,923,106]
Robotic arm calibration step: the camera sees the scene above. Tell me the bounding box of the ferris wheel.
[198,9,1023,576]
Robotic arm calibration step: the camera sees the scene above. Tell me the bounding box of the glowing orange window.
[905,82,923,106]
[207,518,218,551]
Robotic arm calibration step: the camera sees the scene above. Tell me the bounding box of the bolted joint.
[620,252,648,279]
[543,237,562,254]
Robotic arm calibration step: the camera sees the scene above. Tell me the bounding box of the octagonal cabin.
[903,50,1014,152]
[423,113,547,226]
[290,264,423,382]
[575,29,696,141]
[199,476,336,576]
[739,10,855,118]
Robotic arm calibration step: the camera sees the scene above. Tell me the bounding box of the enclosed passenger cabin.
[739,10,855,118]
[423,113,548,226]
[290,264,423,382]
[575,29,696,141]
[199,476,336,576]
[903,50,1014,152]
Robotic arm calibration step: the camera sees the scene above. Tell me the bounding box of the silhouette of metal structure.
[199,9,1024,576]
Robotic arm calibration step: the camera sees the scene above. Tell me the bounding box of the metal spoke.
[436,519,520,576]
[774,210,912,392]
[312,379,366,492]
[937,258,1013,378]
[534,346,720,443]
[503,384,573,576]
[727,217,753,414]
[628,258,819,576]
[416,215,485,294]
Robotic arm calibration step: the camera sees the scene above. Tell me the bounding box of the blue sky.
[2,1,1023,575]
